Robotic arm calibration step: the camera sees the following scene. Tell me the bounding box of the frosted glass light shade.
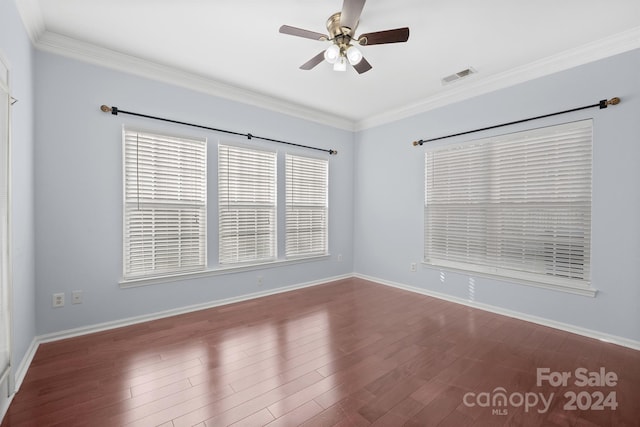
[346,45,363,65]
[324,45,340,64]
[333,56,347,72]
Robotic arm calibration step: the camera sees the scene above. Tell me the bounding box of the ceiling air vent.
[441,67,477,85]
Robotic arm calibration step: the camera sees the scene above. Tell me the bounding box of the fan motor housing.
[326,12,357,40]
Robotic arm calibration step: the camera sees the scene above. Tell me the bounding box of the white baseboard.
[355,273,640,351]
[1,337,38,423]
[0,392,10,426]
[37,274,351,344]
[13,338,38,392]
[0,377,11,425]
[1,274,350,424]
[6,270,637,425]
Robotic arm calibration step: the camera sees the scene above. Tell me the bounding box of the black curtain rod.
[100,105,338,155]
[412,97,620,147]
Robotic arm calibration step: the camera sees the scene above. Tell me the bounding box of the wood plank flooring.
[2,278,639,426]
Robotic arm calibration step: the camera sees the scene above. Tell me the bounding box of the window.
[424,120,592,292]
[218,144,276,265]
[286,154,328,258]
[123,129,207,279]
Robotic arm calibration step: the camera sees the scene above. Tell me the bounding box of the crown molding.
[34,31,355,131]
[15,0,640,133]
[13,0,45,43]
[355,26,640,131]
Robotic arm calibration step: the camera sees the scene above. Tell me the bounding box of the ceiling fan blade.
[359,27,410,45]
[340,0,366,32]
[300,51,326,70]
[353,57,372,74]
[279,25,328,41]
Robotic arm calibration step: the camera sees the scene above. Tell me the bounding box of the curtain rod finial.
[100,105,119,115]
[412,140,424,146]
[600,97,621,109]
[330,149,338,155]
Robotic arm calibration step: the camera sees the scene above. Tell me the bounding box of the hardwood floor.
[2,277,639,426]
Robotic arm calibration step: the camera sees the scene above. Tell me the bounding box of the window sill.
[422,261,597,298]
[120,255,331,289]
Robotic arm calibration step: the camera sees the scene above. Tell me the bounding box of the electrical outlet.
[52,293,65,308]
[72,290,83,304]
[337,254,343,262]
[410,262,417,272]
[257,276,263,287]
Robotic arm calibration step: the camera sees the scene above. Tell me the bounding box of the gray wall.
[354,48,640,342]
[0,0,37,395]
[33,51,355,335]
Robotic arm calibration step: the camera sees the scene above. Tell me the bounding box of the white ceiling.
[15,0,640,130]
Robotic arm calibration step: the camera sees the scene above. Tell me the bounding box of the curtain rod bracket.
[412,96,621,147]
[247,133,252,140]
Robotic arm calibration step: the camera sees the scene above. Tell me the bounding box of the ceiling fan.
[279,0,410,74]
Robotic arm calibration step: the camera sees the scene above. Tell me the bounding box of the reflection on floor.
[2,277,639,426]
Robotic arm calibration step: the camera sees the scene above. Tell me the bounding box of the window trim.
[285,153,329,260]
[218,143,278,266]
[120,139,334,288]
[122,127,207,280]
[119,254,330,288]
[421,261,596,297]
[424,120,596,296]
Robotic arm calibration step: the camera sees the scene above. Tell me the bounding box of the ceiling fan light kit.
[346,46,363,65]
[324,44,341,64]
[279,0,409,74]
[334,56,348,72]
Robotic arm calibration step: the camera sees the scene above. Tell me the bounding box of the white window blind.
[286,154,328,258]
[218,144,276,265]
[424,120,592,290]
[123,129,207,279]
